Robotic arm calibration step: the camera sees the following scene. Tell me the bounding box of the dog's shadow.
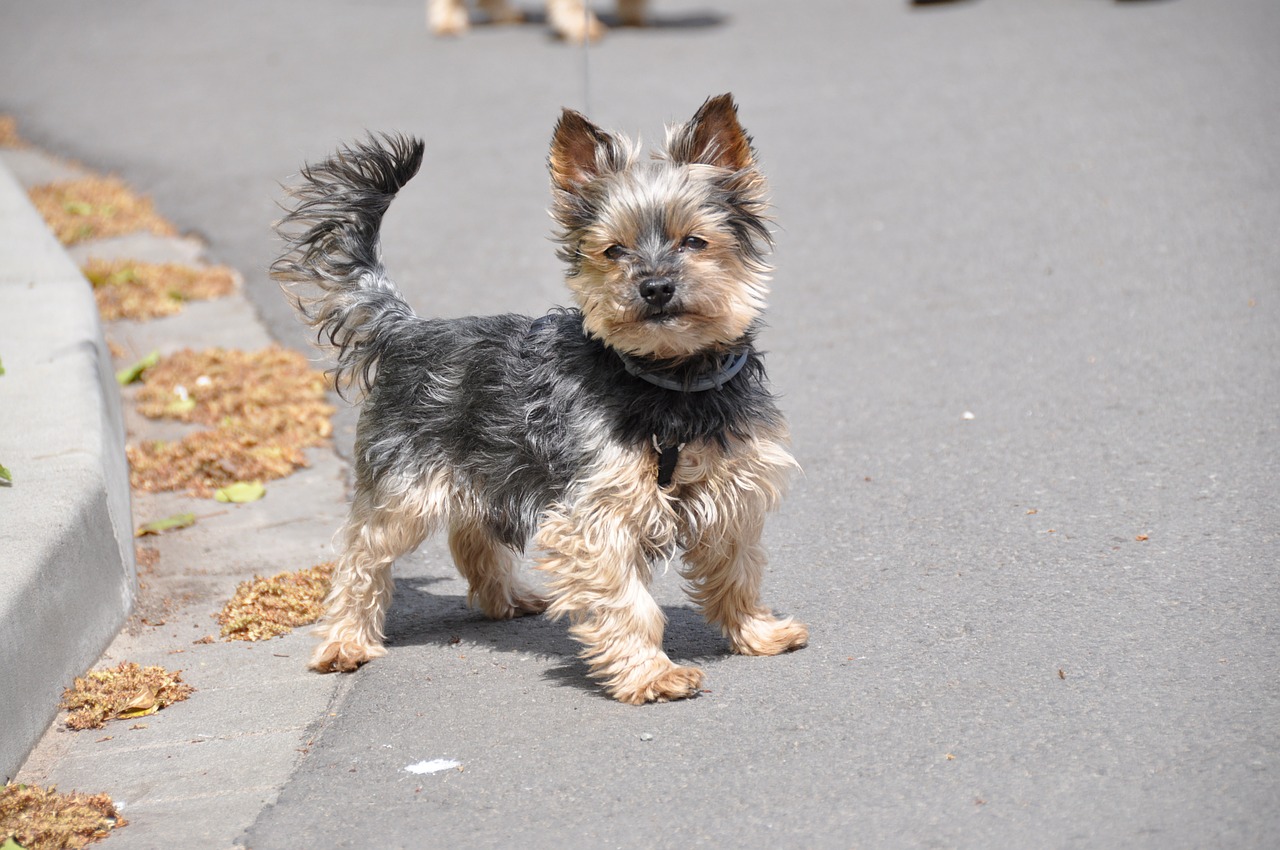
[384,575,731,698]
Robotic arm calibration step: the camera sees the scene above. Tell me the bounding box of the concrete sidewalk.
[2,142,354,847]
[0,154,136,781]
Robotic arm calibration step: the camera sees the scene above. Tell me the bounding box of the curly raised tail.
[272,133,425,397]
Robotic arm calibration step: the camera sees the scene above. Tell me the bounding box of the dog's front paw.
[505,589,551,618]
[309,637,387,673]
[472,584,549,620]
[610,660,705,705]
[729,616,809,657]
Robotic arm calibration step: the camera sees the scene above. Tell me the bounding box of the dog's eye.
[604,245,627,261]
[680,236,707,252]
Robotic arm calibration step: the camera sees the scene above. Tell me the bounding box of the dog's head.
[549,94,773,360]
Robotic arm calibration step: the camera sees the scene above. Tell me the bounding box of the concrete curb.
[0,156,135,781]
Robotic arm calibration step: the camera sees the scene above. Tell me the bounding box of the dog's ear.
[665,93,755,171]
[549,109,627,191]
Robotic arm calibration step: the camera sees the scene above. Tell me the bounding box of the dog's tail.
[272,133,425,397]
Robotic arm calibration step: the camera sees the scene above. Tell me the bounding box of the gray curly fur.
[272,133,425,397]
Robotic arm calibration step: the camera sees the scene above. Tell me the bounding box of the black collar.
[528,312,753,394]
[618,348,751,392]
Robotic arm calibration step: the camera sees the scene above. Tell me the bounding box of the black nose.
[639,278,676,307]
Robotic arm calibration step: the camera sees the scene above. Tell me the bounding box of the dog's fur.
[272,94,806,704]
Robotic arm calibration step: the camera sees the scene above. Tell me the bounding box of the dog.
[272,94,807,704]
[427,0,644,42]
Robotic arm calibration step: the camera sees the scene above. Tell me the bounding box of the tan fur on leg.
[683,531,809,656]
[677,432,809,656]
[310,475,449,672]
[546,0,605,42]
[536,445,701,703]
[448,518,548,619]
[427,0,470,35]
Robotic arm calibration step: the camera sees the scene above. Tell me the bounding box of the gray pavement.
[3,0,1278,847]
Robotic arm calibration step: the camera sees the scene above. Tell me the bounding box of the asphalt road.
[4,0,1278,847]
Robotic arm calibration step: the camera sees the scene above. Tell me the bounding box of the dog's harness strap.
[652,435,687,489]
[656,442,681,488]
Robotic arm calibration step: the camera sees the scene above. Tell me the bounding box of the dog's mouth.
[641,306,687,323]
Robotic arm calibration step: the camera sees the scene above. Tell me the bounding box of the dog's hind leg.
[310,477,442,672]
[448,518,548,619]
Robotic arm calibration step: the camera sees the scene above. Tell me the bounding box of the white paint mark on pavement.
[405,758,462,775]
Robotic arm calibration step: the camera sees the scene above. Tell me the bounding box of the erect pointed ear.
[665,93,755,171]
[549,109,622,191]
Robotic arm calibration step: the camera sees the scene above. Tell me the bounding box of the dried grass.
[0,783,126,850]
[83,258,236,321]
[217,563,334,641]
[134,347,329,427]
[59,662,194,731]
[0,115,25,148]
[126,347,334,498]
[29,176,176,245]
[127,428,311,498]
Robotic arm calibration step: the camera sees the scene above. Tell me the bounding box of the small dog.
[428,0,644,41]
[273,94,807,704]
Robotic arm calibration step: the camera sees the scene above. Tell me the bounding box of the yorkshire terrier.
[272,94,807,704]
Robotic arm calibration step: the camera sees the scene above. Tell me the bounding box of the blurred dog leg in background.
[428,0,646,42]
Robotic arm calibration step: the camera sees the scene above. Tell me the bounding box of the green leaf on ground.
[84,263,138,288]
[0,354,6,376]
[134,512,196,537]
[115,351,160,385]
[214,481,266,503]
[164,396,197,415]
[0,463,11,484]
